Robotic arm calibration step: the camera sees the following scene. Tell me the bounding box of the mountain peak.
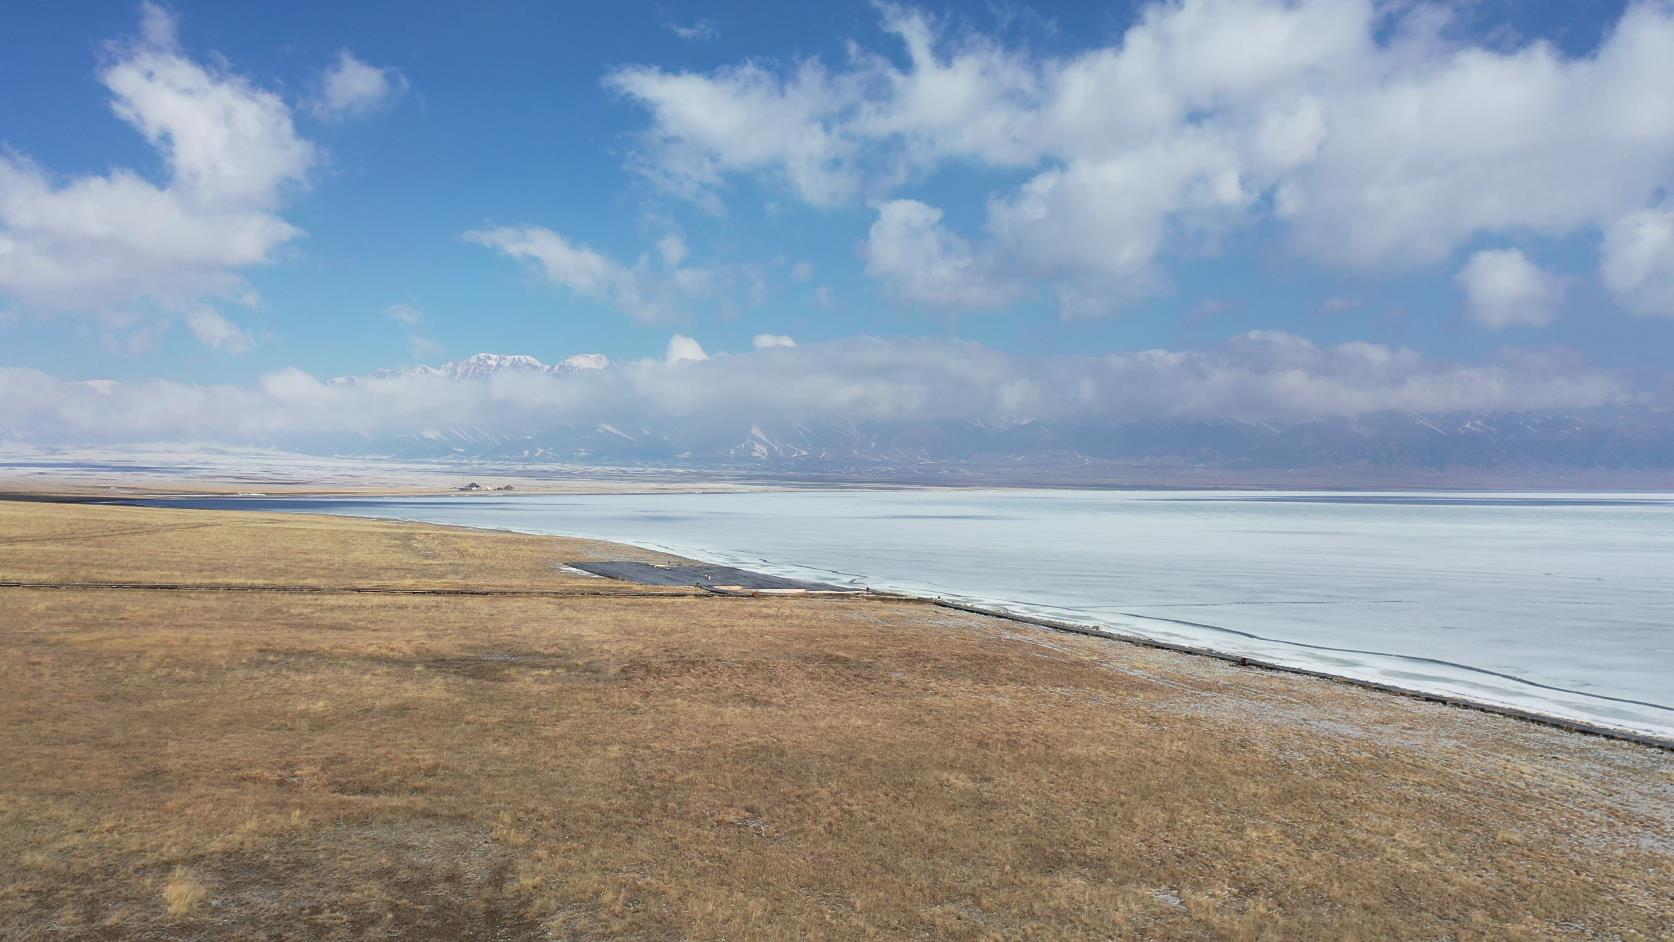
[336,352,614,385]
[444,353,550,379]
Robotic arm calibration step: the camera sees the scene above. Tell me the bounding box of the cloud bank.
[610,0,1674,319]
[0,334,1634,446]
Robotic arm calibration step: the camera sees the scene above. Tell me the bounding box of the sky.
[3,0,1674,443]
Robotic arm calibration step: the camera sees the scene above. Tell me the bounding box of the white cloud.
[1601,208,1674,317]
[790,260,814,280]
[863,200,1022,310]
[666,19,719,42]
[0,334,1635,446]
[384,303,423,325]
[606,60,863,210]
[1455,249,1562,329]
[464,225,722,324]
[185,308,254,353]
[609,1,1674,319]
[752,333,796,348]
[0,2,313,349]
[136,0,173,45]
[665,334,709,364]
[102,7,316,208]
[312,50,406,121]
[467,226,616,294]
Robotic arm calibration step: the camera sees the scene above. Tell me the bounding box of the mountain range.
[346,352,612,383]
[302,352,1674,484]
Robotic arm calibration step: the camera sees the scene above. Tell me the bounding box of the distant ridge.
[338,352,611,385]
[304,351,1674,477]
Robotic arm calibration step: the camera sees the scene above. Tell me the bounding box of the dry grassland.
[1,499,1671,940]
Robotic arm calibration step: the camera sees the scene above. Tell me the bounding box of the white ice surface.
[176,489,1674,740]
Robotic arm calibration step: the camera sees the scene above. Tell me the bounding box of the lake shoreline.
[4,497,1672,938]
[16,482,1674,749]
[121,487,1674,746]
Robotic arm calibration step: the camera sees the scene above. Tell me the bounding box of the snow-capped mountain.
[312,353,1674,480]
[339,352,611,385]
[438,352,612,379]
[440,353,550,380]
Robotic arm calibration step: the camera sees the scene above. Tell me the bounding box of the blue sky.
[2,0,1673,440]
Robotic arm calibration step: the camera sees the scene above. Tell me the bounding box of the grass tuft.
[163,867,205,917]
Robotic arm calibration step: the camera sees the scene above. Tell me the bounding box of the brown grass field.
[1,498,1671,940]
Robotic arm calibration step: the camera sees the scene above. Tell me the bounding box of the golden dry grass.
[162,868,205,918]
[0,498,682,589]
[1,499,1671,940]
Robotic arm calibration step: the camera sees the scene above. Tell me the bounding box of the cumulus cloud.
[608,1,1674,318]
[665,334,709,364]
[0,2,313,347]
[863,200,1023,309]
[0,334,1636,446]
[464,225,727,324]
[606,60,865,211]
[1456,249,1562,329]
[185,308,255,353]
[752,333,796,348]
[1601,208,1674,317]
[312,50,406,120]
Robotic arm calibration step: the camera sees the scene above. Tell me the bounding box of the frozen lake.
[160,489,1674,741]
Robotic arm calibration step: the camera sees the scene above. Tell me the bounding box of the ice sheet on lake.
[155,489,1674,740]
